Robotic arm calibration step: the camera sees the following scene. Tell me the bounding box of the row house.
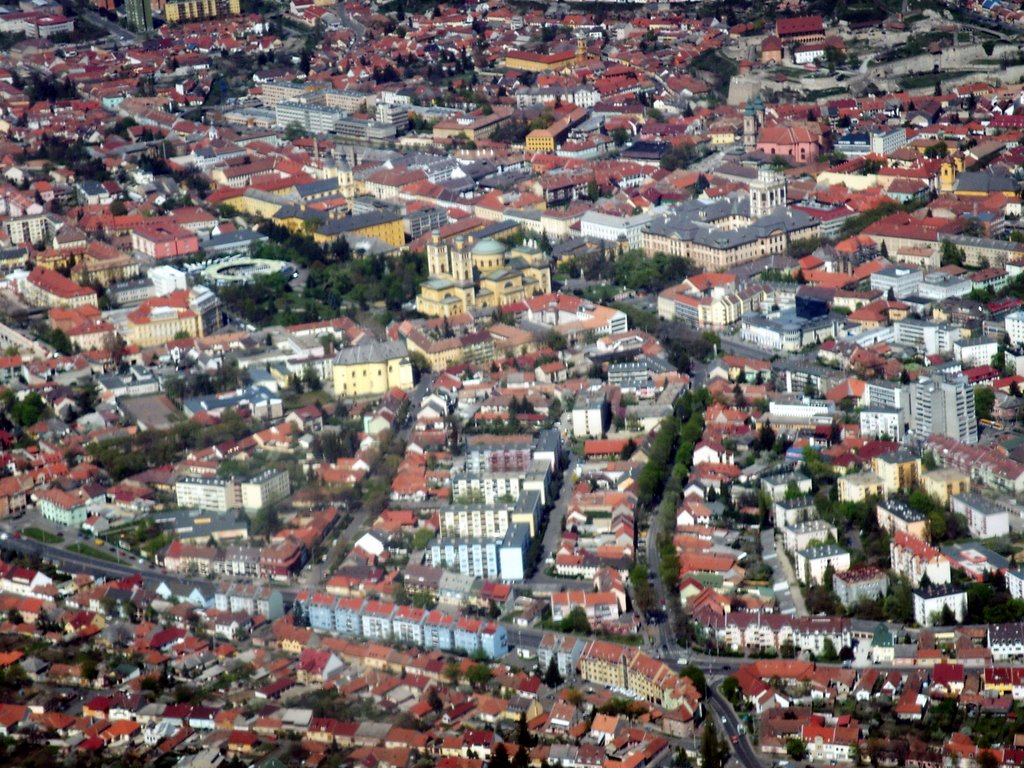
[697,609,851,655]
[300,592,507,659]
[214,583,285,621]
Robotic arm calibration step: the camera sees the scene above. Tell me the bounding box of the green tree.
[544,330,568,351]
[820,638,839,663]
[587,179,599,202]
[701,719,728,768]
[940,239,964,267]
[680,665,706,694]
[516,711,536,747]
[975,386,995,422]
[11,391,46,427]
[491,743,511,768]
[466,663,492,690]
[720,676,741,707]
[543,656,563,688]
[559,606,591,634]
[629,562,656,616]
[786,738,808,761]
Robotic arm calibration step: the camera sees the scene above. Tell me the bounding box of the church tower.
[451,237,474,283]
[743,102,757,149]
[576,34,587,65]
[749,166,786,219]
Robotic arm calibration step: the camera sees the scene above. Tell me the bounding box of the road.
[529,463,576,583]
[77,6,141,45]
[759,529,801,617]
[707,686,761,768]
[317,370,438,574]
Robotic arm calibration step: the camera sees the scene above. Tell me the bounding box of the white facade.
[148,265,189,296]
[783,519,837,555]
[572,396,608,438]
[796,545,851,586]
[954,339,998,369]
[951,493,1011,539]
[579,210,656,250]
[913,586,967,627]
[1008,569,1024,600]
[870,128,908,156]
[870,266,922,298]
[768,399,835,421]
[1007,310,1024,346]
[859,407,901,440]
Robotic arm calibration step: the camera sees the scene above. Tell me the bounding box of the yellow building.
[921,468,971,506]
[164,0,240,22]
[503,42,585,72]
[709,122,740,145]
[313,211,405,249]
[231,190,287,219]
[331,340,414,398]
[871,451,921,496]
[939,155,965,194]
[876,499,930,540]
[525,130,556,153]
[417,233,551,318]
[524,107,588,153]
[432,109,515,143]
[125,289,219,348]
[838,471,885,503]
[578,640,630,688]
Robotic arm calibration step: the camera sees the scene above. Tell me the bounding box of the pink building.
[130,223,199,260]
[756,124,823,164]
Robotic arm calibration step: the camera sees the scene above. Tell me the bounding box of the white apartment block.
[859,407,902,440]
[796,545,851,586]
[783,519,838,555]
[913,584,967,627]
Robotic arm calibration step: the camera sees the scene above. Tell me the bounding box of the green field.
[67,544,119,563]
[898,70,971,90]
[22,527,61,543]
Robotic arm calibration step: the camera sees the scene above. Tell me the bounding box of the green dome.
[471,238,507,256]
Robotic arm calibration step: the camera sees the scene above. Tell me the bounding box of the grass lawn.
[898,70,971,90]
[67,543,120,563]
[22,527,61,544]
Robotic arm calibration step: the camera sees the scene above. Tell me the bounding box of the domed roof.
[471,238,507,256]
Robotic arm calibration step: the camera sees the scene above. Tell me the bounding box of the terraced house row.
[297,593,508,659]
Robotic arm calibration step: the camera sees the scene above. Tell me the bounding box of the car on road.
[731,735,739,744]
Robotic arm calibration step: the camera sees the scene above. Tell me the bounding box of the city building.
[833,566,889,608]
[35,488,89,528]
[795,544,851,586]
[175,469,291,515]
[920,468,971,506]
[783,519,837,555]
[22,267,98,309]
[126,288,221,347]
[417,233,551,318]
[641,171,820,272]
[331,341,414,398]
[910,374,978,444]
[572,392,610,439]
[838,471,885,502]
[875,499,929,540]
[891,531,951,587]
[125,0,153,32]
[163,0,240,23]
[951,492,1011,539]
[913,584,967,627]
[859,407,902,441]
